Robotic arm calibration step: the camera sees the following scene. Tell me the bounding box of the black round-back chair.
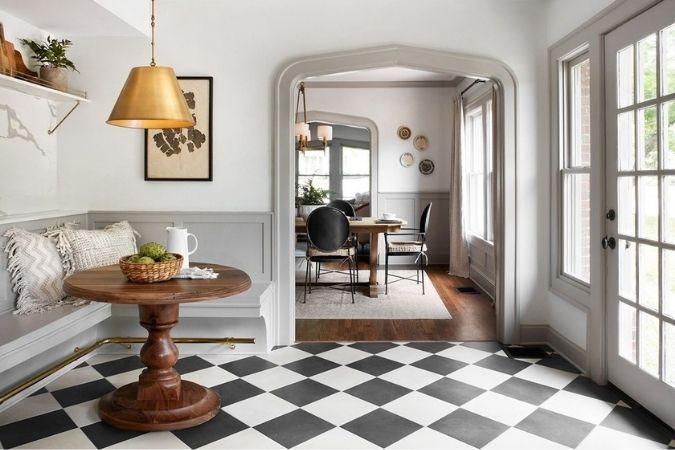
[328,199,356,217]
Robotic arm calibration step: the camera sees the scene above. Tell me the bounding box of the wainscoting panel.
[89,211,273,281]
[377,192,449,264]
[469,236,495,298]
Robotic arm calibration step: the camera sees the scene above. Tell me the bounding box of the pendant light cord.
[150,0,156,67]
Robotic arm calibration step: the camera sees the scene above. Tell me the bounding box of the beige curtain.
[448,95,470,277]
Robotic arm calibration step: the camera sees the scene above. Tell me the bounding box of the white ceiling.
[307,67,461,83]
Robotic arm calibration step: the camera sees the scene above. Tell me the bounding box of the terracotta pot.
[39,66,68,91]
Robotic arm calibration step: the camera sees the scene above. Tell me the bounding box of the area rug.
[295,268,452,320]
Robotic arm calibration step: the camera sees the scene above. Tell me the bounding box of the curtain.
[448,95,470,277]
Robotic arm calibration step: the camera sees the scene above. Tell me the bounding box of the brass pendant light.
[106,0,194,129]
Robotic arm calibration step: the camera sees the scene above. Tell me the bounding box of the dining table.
[63,263,251,431]
[296,216,406,298]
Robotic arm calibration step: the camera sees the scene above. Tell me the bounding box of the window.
[464,95,494,242]
[561,54,591,285]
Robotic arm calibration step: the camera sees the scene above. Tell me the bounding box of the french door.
[605,0,675,429]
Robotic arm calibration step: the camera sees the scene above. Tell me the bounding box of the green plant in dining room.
[19,36,78,72]
[296,178,331,206]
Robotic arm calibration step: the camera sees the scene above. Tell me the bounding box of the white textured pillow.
[4,227,68,314]
[54,221,139,275]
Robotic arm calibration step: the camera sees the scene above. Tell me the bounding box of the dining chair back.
[328,199,356,217]
[306,206,350,252]
[420,202,433,234]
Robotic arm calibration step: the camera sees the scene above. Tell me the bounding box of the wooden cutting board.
[0,23,37,77]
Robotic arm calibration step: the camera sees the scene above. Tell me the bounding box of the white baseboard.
[519,324,588,373]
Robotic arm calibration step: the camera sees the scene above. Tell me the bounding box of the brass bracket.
[47,100,80,135]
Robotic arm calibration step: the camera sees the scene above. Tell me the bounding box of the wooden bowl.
[119,254,183,283]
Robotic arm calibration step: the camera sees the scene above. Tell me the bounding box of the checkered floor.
[0,342,673,449]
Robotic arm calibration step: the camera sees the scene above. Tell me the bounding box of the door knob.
[606,209,616,221]
[601,236,616,249]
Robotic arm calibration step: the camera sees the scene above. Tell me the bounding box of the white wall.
[545,0,616,45]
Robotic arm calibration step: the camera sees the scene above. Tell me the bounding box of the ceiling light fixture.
[106,0,194,129]
[294,82,332,151]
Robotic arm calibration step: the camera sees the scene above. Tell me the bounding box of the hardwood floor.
[295,264,496,342]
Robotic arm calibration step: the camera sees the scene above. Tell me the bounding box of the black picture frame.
[144,76,213,181]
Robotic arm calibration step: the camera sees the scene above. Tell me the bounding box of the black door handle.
[602,236,616,249]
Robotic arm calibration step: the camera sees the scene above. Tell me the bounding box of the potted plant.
[297,179,330,220]
[19,36,78,91]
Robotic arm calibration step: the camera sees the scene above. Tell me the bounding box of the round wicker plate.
[119,254,183,283]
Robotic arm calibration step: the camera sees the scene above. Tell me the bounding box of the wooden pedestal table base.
[63,263,251,431]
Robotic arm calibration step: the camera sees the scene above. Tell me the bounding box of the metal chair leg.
[348,257,355,303]
[308,260,312,294]
[385,251,389,295]
[421,257,425,295]
[303,258,309,303]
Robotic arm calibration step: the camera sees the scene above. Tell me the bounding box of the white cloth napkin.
[173,267,219,279]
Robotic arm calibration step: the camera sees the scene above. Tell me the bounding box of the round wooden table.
[63,263,251,431]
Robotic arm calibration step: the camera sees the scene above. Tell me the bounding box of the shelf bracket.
[47,100,80,135]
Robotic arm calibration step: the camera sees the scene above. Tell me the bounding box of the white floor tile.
[294,427,380,449]
[315,346,371,365]
[577,425,668,449]
[379,365,442,390]
[198,353,248,366]
[16,428,94,449]
[222,393,297,427]
[437,345,492,364]
[45,366,103,392]
[388,427,476,449]
[259,347,312,365]
[310,366,374,391]
[447,364,511,390]
[462,391,538,427]
[382,391,457,426]
[242,366,306,392]
[483,427,569,449]
[377,345,431,364]
[106,368,143,388]
[514,364,578,390]
[201,428,285,449]
[84,354,130,365]
[541,390,615,424]
[181,365,238,387]
[64,399,99,428]
[108,431,190,449]
[0,393,62,426]
[303,392,377,426]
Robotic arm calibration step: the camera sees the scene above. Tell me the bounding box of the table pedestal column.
[368,232,380,297]
[98,304,221,431]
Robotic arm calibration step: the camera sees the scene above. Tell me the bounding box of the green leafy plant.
[297,179,330,205]
[19,36,78,72]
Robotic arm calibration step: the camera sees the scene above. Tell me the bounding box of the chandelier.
[294,82,332,151]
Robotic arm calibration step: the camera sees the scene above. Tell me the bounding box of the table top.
[63,263,251,305]
[295,216,406,232]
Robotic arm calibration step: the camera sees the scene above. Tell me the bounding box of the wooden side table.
[63,263,251,431]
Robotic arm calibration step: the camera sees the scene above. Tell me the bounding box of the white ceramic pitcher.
[166,227,198,270]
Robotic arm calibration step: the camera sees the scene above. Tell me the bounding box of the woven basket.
[119,254,183,283]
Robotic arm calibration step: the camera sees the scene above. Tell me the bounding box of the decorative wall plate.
[399,152,414,167]
[413,135,429,151]
[419,159,435,175]
[397,126,412,140]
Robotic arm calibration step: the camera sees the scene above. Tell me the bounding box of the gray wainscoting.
[88,211,273,282]
[377,192,449,264]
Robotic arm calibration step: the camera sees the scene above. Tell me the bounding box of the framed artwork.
[144,76,213,181]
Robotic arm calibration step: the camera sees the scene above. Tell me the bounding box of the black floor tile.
[411,355,466,375]
[29,387,48,397]
[536,354,581,374]
[283,356,339,377]
[220,356,277,377]
[271,379,338,407]
[474,354,530,375]
[74,362,88,369]
[430,409,508,448]
[51,379,116,408]
[174,355,213,375]
[211,379,265,407]
[292,342,342,354]
[0,410,77,448]
[91,356,144,377]
[601,405,675,445]
[173,411,248,448]
[349,342,400,354]
[345,378,411,406]
[516,408,595,448]
[81,421,144,448]
[419,378,484,406]
[461,341,503,353]
[347,355,404,377]
[343,408,422,448]
[255,409,334,448]
[492,377,558,405]
[404,341,455,354]
[563,376,625,404]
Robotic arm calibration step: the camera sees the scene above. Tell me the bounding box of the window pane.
[619,239,637,302]
[664,249,675,319]
[665,176,675,244]
[638,176,659,241]
[662,24,675,95]
[637,34,657,102]
[563,173,590,283]
[639,311,660,377]
[470,113,484,171]
[665,322,675,387]
[619,302,637,363]
[469,173,484,237]
[618,45,634,108]
[637,106,657,170]
[618,176,636,236]
[298,148,329,175]
[297,175,329,197]
[342,147,370,175]
[342,176,369,200]
[663,101,675,169]
[618,111,635,171]
[639,243,659,311]
[570,58,591,167]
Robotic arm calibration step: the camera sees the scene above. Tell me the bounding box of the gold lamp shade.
[106,66,194,129]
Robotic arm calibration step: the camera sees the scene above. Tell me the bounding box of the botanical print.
[152,91,206,156]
